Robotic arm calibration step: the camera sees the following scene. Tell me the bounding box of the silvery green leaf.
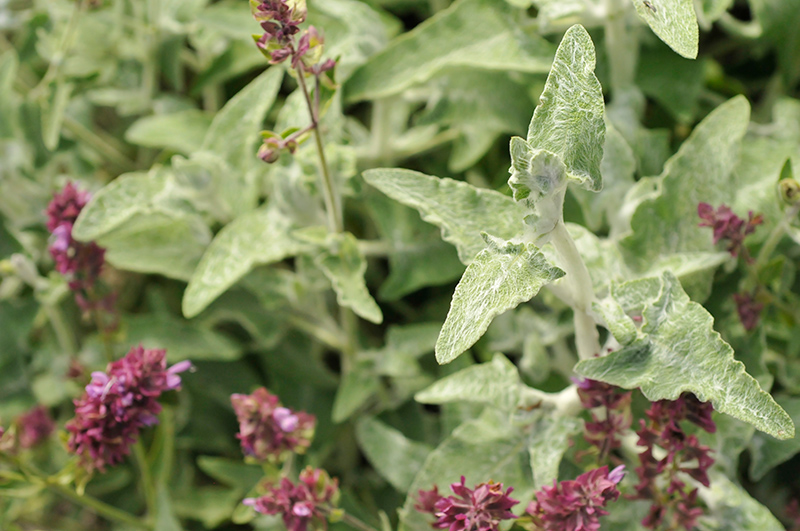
[332,361,380,422]
[415,354,521,410]
[631,0,699,59]
[125,313,241,362]
[526,24,605,191]
[0,52,19,139]
[435,235,564,364]
[528,415,583,489]
[576,272,794,439]
[620,96,750,272]
[344,0,554,102]
[748,397,800,480]
[316,232,383,324]
[696,0,734,27]
[125,109,212,154]
[362,168,525,264]
[508,142,568,206]
[699,472,783,530]
[398,409,533,531]
[182,207,306,318]
[356,417,432,492]
[373,323,441,377]
[42,81,73,151]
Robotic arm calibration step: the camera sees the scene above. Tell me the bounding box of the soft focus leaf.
[435,235,564,364]
[526,24,605,191]
[356,417,432,492]
[415,354,521,410]
[528,415,582,489]
[183,206,306,318]
[577,272,794,439]
[125,109,212,154]
[344,0,554,101]
[125,313,242,361]
[699,472,783,530]
[631,0,699,59]
[748,396,800,480]
[362,168,525,264]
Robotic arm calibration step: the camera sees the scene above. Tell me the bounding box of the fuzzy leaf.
[344,0,554,102]
[415,354,521,410]
[125,109,212,154]
[435,235,564,364]
[748,396,800,480]
[528,415,583,489]
[182,207,305,318]
[577,272,794,439]
[362,168,525,264]
[316,232,383,324]
[631,0,699,59]
[356,417,432,492]
[526,24,605,191]
[699,472,783,530]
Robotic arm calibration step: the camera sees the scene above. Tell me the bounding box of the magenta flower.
[65,346,192,472]
[231,387,315,463]
[16,406,55,449]
[526,465,624,531]
[244,467,339,531]
[416,476,519,531]
[697,202,762,257]
[574,378,632,460]
[733,291,763,331]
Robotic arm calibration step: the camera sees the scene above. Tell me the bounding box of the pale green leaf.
[332,361,380,422]
[620,96,750,272]
[182,206,306,318]
[526,24,605,191]
[748,396,800,480]
[576,272,794,439]
[196,457,265,492]
[631,0,699,59]
[0,51,19,138]
[125,109,212,154]
[435,235,564,364]
[316,232,383,324]
[362,168,525,264]
[415,354,521,410]
[636,44,705,123]
[155,484,185,531]
[528,415,582,489]
[125,313,242,361]
[699,472,783,531]
[344,0,554,102]
[398,410,533,531]
[42,81,73,150]
[201,66,282,177]
[356,417,432,492]
[749,0,800,87]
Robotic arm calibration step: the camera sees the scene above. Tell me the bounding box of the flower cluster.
[575,378,632,462]
[415,476,519,531]
[633,393,716,530]
[525,465,625,531]
[231,387,315,463]
[65,346,192,472]
[16,405,55,449]
[732,290,763,331]
[46,183,113,313]
[697,202,762,258]
[244,467,339,531]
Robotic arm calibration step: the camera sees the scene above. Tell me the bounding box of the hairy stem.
[755,203,800,271]
[132,441,157,523]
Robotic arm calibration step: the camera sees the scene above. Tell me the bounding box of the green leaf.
[362,168,525,264]
[343,0,554,102]
[355,417,432,492]
[196,456,263,491]
[415,353,521,410]
[435,235,564,364]
[636,44,705,123]
[182,206,305,318]
[125,109,212,154]
[526,24,605,191]
[631,0,699,59]
[332,361,380,422]
[398,409,533,531]
[42,81,73,150]
[0,51,19,139]
[699,472,783,531]
[316,232,383,324]
[619,96,750,272]
[528,415,583,489]
[576,272,794,439]
[750,0,800,87]
[125,313,242,362]
[748,396,800,480]
[155,483,185,531]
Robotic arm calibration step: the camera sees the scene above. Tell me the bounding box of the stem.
[45,304,78,357]
[550,222,601,360]
[91,306,115,363]
[754,203,800,271]
[339,513,380,531]
[288,313,345,351]
[62,115,136,172]
[295,66,342,233]
[46,481,151,530]
[132,441,157,522]
[603,0,638,96]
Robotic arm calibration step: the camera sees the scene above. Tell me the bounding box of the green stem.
[339,512,380,531]
[62,115,136,172]
[754,203,800,271]
[550,222,600,360]
[45,304,78,357]
[132,441,157,522]
[295,66,342,234]
[603,0,639,96]
[288,313,345,351]
[46,481,151,529]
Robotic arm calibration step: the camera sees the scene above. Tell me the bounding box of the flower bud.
[780,178,800,206]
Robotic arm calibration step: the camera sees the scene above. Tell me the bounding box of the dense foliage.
[2,0,800,530]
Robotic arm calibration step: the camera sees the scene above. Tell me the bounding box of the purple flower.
[46,182,91,232]
[733,291,763,331]
[65,346,192,472]
[574,378,632,460]
[419,476,518,531]
[16,406,55,449]
[526,465,624,531]
[697,202,762,257]
[231,387,315,463]
[244,467,339,531]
